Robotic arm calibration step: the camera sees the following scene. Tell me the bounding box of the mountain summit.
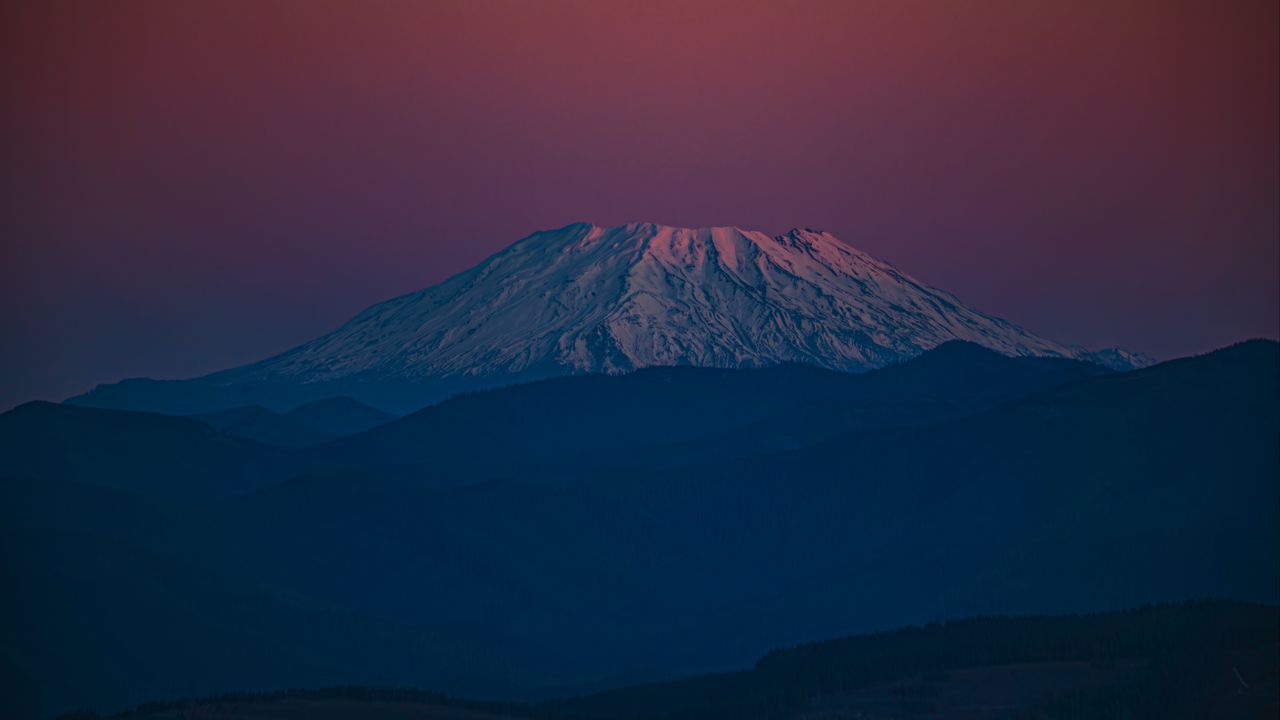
[71,223,1149,414]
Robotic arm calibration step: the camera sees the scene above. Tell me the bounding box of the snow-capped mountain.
[71,222,1150,414]
[243,222,1139,377]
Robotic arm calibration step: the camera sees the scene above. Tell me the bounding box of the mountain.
[67,223,1149,415]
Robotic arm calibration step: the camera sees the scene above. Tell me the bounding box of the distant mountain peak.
[69,222,1151,414]
[246,222,1128,377]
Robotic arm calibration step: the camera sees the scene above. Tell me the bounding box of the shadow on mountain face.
[1,341,1276,719]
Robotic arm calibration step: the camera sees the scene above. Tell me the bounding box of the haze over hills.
[4,340,1274,719]
[67,223,1151,415]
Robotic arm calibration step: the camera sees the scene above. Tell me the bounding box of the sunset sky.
[2,0,1277,409]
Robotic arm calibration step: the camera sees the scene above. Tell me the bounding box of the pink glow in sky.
[1,0,1276,408]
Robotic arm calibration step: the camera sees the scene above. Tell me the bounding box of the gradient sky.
[2,0,1277,409]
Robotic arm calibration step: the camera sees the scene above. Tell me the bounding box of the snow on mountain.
[225,222,1140,386]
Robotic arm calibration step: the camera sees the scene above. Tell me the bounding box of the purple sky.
[2,0,1277,409]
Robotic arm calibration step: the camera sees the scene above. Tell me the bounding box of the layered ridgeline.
[5,341,1275,719]
[69,223,1150,414]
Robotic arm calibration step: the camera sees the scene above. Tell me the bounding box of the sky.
[1,0,1277,409]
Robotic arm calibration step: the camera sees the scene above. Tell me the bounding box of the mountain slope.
[68,223,1147,414]
[240,224,1083,378]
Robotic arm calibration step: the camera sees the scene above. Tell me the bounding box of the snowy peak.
[225,222,1144,390]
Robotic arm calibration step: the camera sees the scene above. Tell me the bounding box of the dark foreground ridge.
[58,602,1280,720]
[4,340,1276,719]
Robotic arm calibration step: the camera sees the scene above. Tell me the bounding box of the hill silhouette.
[2,341,1275,718]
